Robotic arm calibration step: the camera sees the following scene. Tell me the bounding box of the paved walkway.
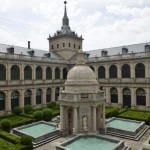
[34,130,150,150]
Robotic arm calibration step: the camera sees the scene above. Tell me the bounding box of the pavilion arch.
[46,88,52,103]
[55,87,60,101]
[110,87,118,103]
[11,90,19,111]
[123,88,131,107]
[24,90,32,105]
[24,65,32,80]
[46,67,52,80]
[136,88,146,106]
[36,89,42,104]
[98,66,105,79]
[0,91,5,111]
[36,66,43,80]
[122,64,131,78]
[63,68,68,79]
[55,67,60,79]
[135,63,145,78]
[0,64,6,81]
[109,65,117,78]
[11,65,20,80]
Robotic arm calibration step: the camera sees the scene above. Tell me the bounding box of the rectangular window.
[57,44,59,48]
[74,44,76,49]
[63,43,65,47]
[69,43,71,47]
[51,45,54,50]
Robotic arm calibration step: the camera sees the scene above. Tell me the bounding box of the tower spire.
[63,1,69,26]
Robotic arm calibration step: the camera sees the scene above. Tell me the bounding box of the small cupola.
[101,50,108,57]
[122,47,128,54]
[28,50,34,56]
[145,44,150,52]
[7,46,14,54]
[44,52,51,58]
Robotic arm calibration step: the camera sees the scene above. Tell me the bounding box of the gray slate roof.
[0,43,60,59]
[86,42,150,58]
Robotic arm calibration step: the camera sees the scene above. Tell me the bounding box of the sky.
[0,0,150,51]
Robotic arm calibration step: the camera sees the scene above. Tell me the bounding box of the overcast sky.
[0,0,150,51]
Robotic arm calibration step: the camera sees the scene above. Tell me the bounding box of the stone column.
[6,63,11,81]
[105,64,109,79]
[145,62,149,78]
[31,89,36,106]
[102,104,105,128]
[99,105,102,127]
[93,106,97,131]
[118,87,122,107]
[146,88,150,107]
[32,65,35,80]
[19,89,24,108]
[43,66,46,80]
[60,68,63,80]
[131,63,135,78]
[42,88,46,105]
[20,64,24,81]
[73,106,78,134]
[118,64,121,79]
[51,87,55,101]
[60,105,64,130]
[131,87,136,107]
[105,87,110,104]
[5,91,11,112]
[52,67,55,80]
[94,66,98,79]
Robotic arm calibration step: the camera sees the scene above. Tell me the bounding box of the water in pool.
[19,123,56,137]
[64,136,118,150]
[107,118,140,131]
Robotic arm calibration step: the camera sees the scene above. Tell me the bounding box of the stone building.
[59,49,105,134]
[0,2,150,114]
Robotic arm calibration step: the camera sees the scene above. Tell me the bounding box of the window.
[74,44,76,49]
[122,64,130,78]
[24,66,32,80]
[46,67,52,80]
[0,64,6,81]
[24,90,31,105]
[55,87,59,101]
[110,88,118,103]
[46,88,51,103]
[51,45,54,50]
[135,63,145,78]
[57,44,59,48]
[36,66,42,80]
[11,90,19,111]
[78,45,80,49]
[136,88,146,106]
[11,65,20,80]
[0,92,5,111]
[55,67,60,79]
[63,43,65,47]
[109,65,117,78]
[36,89,42,104]
[63,68,67,79]
[98,66,105,79]
[69,43,71,47]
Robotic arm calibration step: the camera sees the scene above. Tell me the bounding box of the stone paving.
[34,130,150,150]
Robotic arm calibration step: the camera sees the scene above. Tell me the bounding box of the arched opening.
[0,64,6,81]
[36,89,42,104]
[11,65,20,80]
[109,65,117,78]
[136,88,146,106]
[11,91,19,111]
[36,66,42,80]
[46,88,51,103]
[123,88,131,107]
[98,66,105,79]
[55,87,59,101]
[90,66,95,72]
[24,90,32,105]
[46,67,52,80]
[24,66,32,80]
[63,68,68,79]
[0,92,5,111]
[110,87,118,103]
[55,67,60,79]
[135,63,145,78]
[122,64,130,78]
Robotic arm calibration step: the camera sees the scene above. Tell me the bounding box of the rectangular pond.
[106,117,145,137]
[13,121,60,145]
[56,134,126,150]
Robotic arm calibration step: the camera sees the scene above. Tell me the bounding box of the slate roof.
[86,42,150,58]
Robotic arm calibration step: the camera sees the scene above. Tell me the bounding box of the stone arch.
[0,91,5,111]
[11,65,20,80]
[98,66,105,79]
[135,63,145,78]
[24,89,32,105]
[55,87,60,101]
[11,90,19,111]
[110,87,118,103]
[122,64,130,78]
[46,88,51,103]
[63,68,68,79]
[46,67,52,80]
[36,66,43,80]
[55,67,60,79]
[123,88,131,107]
[0,64,6,81]
[24,65,32,80]
[136,88,146,106]
[109,65,117,78]
[36,89,42,104]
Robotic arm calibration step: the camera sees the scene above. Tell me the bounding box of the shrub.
[24,105,33,114]
[33,111,43,121]
[111,108,119,117]
[13,107,23,115]
[42,108,53,121]
[0,119,11,132]
[20,135,32,145]
[47,102,57,108]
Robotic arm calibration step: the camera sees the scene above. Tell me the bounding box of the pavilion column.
[102,104,105,128]
[93,106,97,131]
[73,106,78,134]
[131,87,136,107]
[97,106,101,129]
[131,63,135,78]
[60,105,65,130]
[146,88,150,107]
[43,66,46,80]
[94,66,98,79]
[105,64,109,79]
[99,105,102,127]
[5,90,11,112]
[106,87,110,104]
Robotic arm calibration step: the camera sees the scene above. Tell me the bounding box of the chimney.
[28,41,30,49]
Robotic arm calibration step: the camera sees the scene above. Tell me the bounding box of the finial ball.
[64,1,67,4]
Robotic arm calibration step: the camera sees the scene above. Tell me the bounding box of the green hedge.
[0,130,20,144]
[0,138,16,150]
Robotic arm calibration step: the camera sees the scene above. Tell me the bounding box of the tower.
[48,1,83,60]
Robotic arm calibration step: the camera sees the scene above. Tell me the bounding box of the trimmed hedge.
[13,107,23,115]
[33,110,43,121]
[0,130,20,144]
[0,138,16,150]
[0,119,11,132]
[20,135,32,145]
[24,105,33,114]
[43,108,52,121]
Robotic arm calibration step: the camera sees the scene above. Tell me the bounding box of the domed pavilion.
[58,49,106,135]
